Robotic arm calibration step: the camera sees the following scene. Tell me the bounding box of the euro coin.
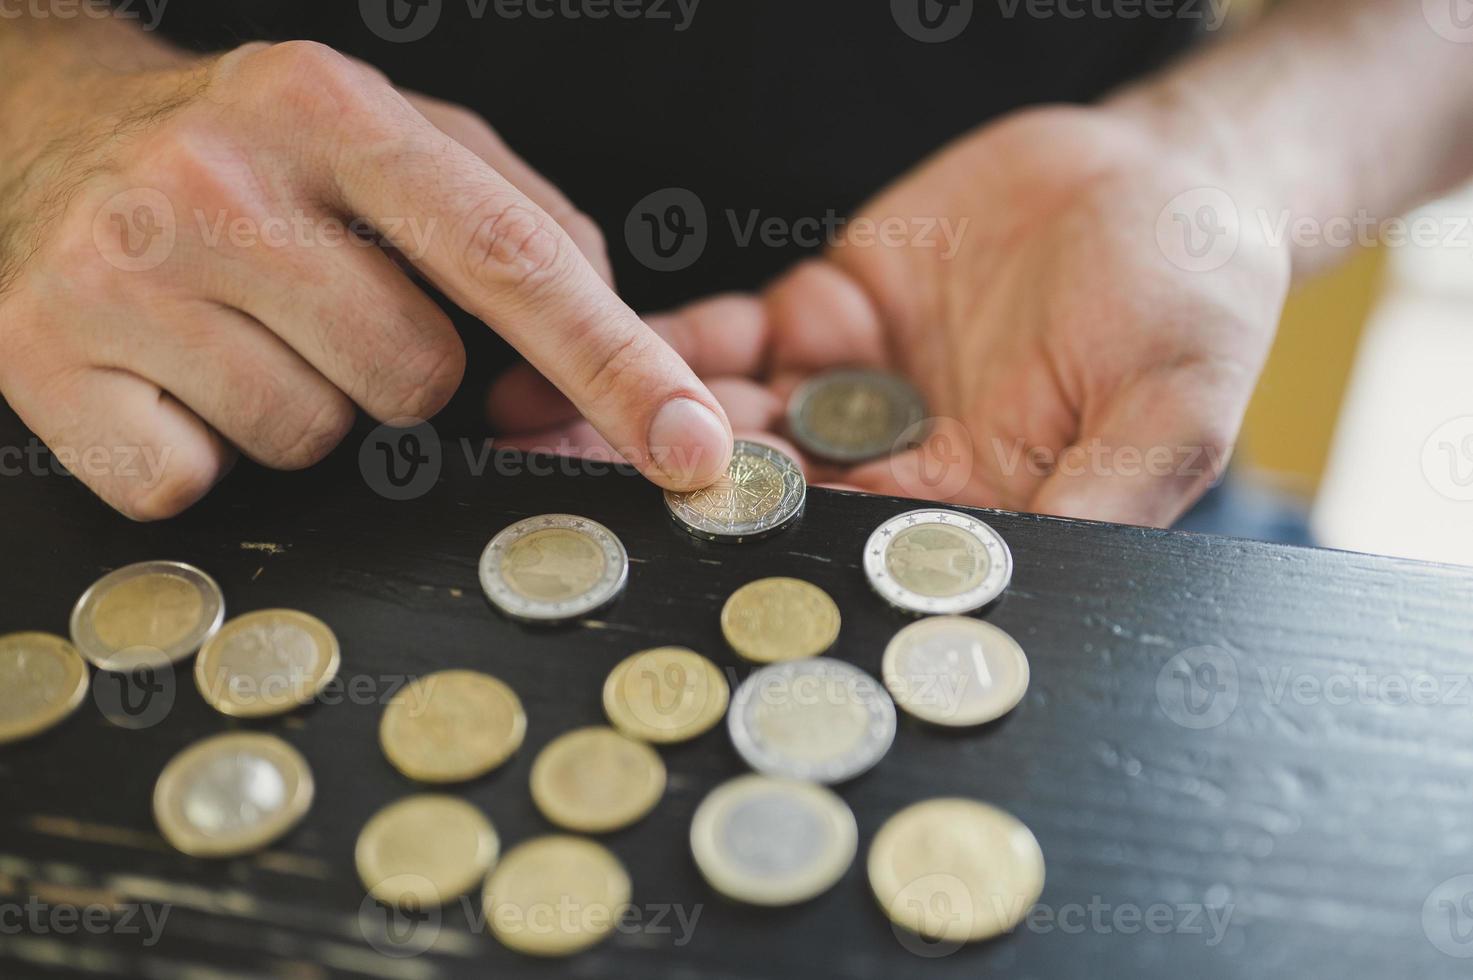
[479,514,629,623]
[0,632,90,745]
[602,647,729,744]
[882,617,1029,727]
[720,577,840,663]
[70,561,224,670]
[356,795,499,909]
[664,440,805,542]
[530,726,665,833]
[868,798,1044,944]
[690,774,856,906]
[194,609,340,718]
[786,368,927,464]
[153,732,314,858]
[864,509,1013,615]
[728,658,896,784]
[380,670,527,783]
[483,836,630,957]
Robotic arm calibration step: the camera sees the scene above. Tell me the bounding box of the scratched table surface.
[3,407,1473,980]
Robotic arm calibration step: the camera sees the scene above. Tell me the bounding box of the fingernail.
[647,397,731,489]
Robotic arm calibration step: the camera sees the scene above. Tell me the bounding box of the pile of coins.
[0,368,1047,960]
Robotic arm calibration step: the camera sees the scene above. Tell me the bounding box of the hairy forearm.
[1110,0,1473,277]
[0,12,187,180]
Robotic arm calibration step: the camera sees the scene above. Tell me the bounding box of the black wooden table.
[3,407,1472,980]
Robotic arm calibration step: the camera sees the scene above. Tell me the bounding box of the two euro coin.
[0,632,89,745]
[480,515,628,623]
[864,509,1012,615]
[70,561,224,670]
[665,440,805,543]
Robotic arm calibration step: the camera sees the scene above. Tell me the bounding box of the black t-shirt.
[144,0,1203,425]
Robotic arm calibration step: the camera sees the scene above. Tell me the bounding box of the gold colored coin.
[356,795,500,909]
[195,609,340,718]
[0,632,90,745]
[153,732,314,858]
[720,577,840,663]
[380,670,527,783]
[602,647,729,744]
[483,835,631,957]
[70,561,224,670]
[530,726,665,833]
[868,798,1044,944]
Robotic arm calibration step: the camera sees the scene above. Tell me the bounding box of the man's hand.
[0,25,733,519]
[493,105,1291,526]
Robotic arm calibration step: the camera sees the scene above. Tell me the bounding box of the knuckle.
[124,451,221,522]
[269,392,356,469]
[378,338,467,420]
[461,198,571,291]
[241,40,372,117]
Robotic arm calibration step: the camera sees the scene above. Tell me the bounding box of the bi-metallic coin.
[356,795,500,909]
[530,726,666,833]
[194,609,340,718]
[864,509,1012,616]
[479,514,629,623]
[379,670,527,783]
[153,732,314,858]
[664,440,805,543]
[868,798,1045,944]
[690,774,857,906]
[786,368,927,464]
[483,836,631,957]
[0,632,90,745]
[720,577,840,663]
[602,647,729,744]
[882,617,1029,727]
[728,657,896,784]
[70,561,224,670]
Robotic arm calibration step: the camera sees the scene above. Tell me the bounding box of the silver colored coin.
[728,657,896,784]
[70,561,225,670]
[664,440,806,543]
[883,617,1029,727]
[863,509,1012,616]
[786,368,927,464]
[479,514,629,623]
[690,774,857,906]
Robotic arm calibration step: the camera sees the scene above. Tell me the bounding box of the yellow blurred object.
[1239,247,1386,494]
